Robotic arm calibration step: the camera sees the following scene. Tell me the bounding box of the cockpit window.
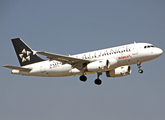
[144,45,155,49]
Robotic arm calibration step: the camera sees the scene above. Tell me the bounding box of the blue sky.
[1,0,165,120]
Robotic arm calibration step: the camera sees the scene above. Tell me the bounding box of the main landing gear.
[79,75,87,82]
[79,72,102,85]
[137,62,143,74]
[94,72,102,85]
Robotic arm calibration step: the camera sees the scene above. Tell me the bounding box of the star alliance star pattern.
[19,49,31,62]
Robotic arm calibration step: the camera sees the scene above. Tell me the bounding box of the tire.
[79,75,87,82]
[94,79,102,85]
[138,69,143,74]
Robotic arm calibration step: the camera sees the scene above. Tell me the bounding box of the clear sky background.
[1,0,165,120]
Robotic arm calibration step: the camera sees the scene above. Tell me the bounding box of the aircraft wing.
[37,51,91,68]
[3,65,32,71]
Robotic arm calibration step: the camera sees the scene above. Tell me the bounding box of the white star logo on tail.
[19,49,31,62]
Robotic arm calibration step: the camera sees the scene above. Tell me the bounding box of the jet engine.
[86,60,109,72]
[106,66,131,77]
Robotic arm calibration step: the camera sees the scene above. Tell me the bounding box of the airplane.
[3,38,163,85]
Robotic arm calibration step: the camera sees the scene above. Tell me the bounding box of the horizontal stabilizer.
[3,65,32,71]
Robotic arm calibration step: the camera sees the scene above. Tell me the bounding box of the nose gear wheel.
[138,69,143,74]
[137,62,143,74]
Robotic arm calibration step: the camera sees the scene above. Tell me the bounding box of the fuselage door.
[40,65,46,73]
[132,42,138,55]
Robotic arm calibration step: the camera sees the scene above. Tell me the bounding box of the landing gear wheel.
[137,62,144,74]
[94,79,102,85]
[79,75,87,82]
[138,69,143,74]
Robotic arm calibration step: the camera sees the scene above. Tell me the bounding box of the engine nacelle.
[107,58,118,68]
[106,66,131,77]
[86,60,109,72]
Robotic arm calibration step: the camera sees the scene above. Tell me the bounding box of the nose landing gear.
[138,69,143,74]
[137,62,143,74]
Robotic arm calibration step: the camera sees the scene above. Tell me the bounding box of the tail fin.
[12,38,44,66]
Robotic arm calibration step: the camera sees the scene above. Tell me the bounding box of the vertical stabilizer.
[12,38,44,66]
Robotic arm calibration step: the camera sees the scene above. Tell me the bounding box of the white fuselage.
[12,42,163,77]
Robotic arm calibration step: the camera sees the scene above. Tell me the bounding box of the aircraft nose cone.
[158,48,163,55]
[155,48,163,56]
